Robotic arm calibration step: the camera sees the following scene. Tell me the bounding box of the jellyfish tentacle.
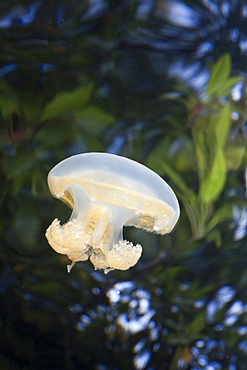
[103,240,142,273]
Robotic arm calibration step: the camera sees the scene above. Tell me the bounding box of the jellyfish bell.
[45,152,180,273]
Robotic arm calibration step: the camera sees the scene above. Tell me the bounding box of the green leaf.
[193,104,232,203]
[0,96,20,120]
[4,153,34,180]
[214,103,231,148]
[187,311,206,335]
[216,76,243,97]
[75,105,115,138]
[194,284,218,299]
[158,161,208,238]
[207,204,233,231]
[157,160,211,238]
[146,137,170,174]
[35,122,77,148]
[76,105,114,124]
[206,230,222,247]
[225,145,246,170]
[76,117,108,138]
[199,147,226,203]
[41,84,93,121]
[192,117,214,181]
[159,161,197,202]
[207,54,231,95]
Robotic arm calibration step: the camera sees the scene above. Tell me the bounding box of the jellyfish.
[45,152,180,273]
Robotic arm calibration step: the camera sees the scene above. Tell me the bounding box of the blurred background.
[0,0,247,369]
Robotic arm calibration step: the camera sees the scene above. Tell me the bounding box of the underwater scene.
[1,1,247,369]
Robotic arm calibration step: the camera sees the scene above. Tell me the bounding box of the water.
[0,1,247,369]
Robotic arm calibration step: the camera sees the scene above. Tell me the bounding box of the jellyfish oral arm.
[45,184,142,273]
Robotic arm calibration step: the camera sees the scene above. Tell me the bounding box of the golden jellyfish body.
[45,153,180,273]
